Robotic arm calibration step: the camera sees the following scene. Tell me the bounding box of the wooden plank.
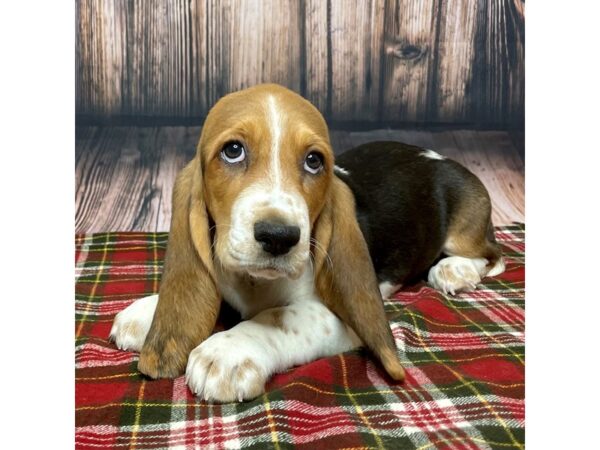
[75,127,128,231]
[304,0,329,114]
[122,0,200,117]
[475,0,525,127]
[76,0,126,117]
[508,130,525,156]
[380,0,438,122]
[329,0,386,121]
[75,127,200,232]
[76,127,524,231]
[190,0,209,118]
[206,0,303,107]
[433,0,480,123]
[76,0,524,127]
[152,127,200,230]
[329,130,355,154]
[431,130,524,225]
[383,129,436,149]
[76,0,205,118]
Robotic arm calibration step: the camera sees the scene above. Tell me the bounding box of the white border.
[527,1,600,448]
[1,1,74,448]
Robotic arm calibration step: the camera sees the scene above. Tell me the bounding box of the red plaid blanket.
[75,225,524,449]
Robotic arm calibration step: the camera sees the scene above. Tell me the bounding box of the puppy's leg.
[429,203,504,295]
[185,300,361,402]
[109,294,158,351]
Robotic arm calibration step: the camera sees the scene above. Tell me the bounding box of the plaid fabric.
[75,225,525,449]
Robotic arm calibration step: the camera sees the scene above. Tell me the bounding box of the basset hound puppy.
[110,84,504,402]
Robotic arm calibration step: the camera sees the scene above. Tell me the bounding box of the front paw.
[109,294,158,351]
[185,333,268,402]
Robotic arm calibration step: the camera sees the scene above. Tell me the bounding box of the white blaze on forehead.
[221,94,311,276]
[267,95,283,189]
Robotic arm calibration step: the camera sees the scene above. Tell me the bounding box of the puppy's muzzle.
[254,221,301,256]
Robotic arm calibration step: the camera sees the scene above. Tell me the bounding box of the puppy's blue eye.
[221,142,246,164]
[304,151,324,174]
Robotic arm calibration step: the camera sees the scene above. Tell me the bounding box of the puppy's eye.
[304,151,324,174]
[220,141,246,164]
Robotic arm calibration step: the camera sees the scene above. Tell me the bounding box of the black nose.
[254,221,301,256]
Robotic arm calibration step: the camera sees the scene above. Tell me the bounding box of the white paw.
[378,281,402,300]
[428,257,487,295]
[185,332,268,403]
[109,294,158,351]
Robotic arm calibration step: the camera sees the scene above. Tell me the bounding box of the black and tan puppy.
[335,141,504,299]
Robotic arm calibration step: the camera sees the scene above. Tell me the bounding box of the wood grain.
[76,127,524,232]
[75,0,525,127]
[206,0,303,107]
[477,0,525,127]
[380,0,437,122]
[329,0,385,121]
[76,0,206,118]
[75,126,198,231]
[76,0,125,117]
[304,0,329,113]
[436,130,525,225]
[434,0,480,122]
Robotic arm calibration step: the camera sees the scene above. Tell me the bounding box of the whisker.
[310,237,333,272]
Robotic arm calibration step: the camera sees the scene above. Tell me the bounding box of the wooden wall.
[76,0,524,128]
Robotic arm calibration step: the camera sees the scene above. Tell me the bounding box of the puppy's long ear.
[138,158,221,378]
[313,177,404,381]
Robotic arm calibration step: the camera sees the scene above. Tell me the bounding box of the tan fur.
[440,261,479,288]
[200,85,333,255]
[313,177,405,381]
[236,359,265,398]
[444,176,502,268]
[139,84,404,382]
[255,308,288,332]
[124,322,141,340]
[207,361,221,378]
[138,161,221,378]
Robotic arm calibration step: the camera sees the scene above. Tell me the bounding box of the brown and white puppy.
[110,84,405,402]
[110,84,505,402]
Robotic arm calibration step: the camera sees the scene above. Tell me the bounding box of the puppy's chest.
[215,264,316,319]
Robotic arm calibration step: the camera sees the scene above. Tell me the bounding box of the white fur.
[218,95,310,280]
[420,149,445,160]
[111,266,361,402]
[109,294,157,351]
[185,279,360,402]
[378,281,402,300]
[487,257,506,277]
[109,93,360,402]
[334,165,350,176]
[428,256,488,295]
[267,95,283,190]
[222,183,310,280]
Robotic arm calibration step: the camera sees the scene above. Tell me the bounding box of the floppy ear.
[138,157,221,378]
[313,177,405,381]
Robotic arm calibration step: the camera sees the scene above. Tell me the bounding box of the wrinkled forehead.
[198,86,332,160]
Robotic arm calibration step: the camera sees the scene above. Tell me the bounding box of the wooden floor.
[75,127,524,233]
